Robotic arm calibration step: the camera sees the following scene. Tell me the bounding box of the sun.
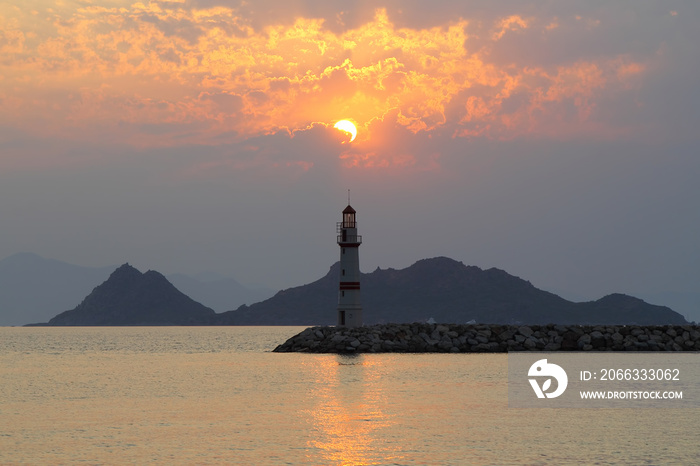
[334,120,357,142]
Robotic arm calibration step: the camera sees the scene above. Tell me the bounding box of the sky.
[1,1,698,308]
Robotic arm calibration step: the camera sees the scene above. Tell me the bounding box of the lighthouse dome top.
[342,205,356,214]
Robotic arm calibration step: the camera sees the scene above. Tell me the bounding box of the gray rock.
[591,332,606,349]
[498,330,515,342]
[438,340,453,350]
[524,338,537,349]
[577,334,591,349]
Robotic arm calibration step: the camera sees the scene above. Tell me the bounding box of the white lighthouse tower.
[337,203,363,327]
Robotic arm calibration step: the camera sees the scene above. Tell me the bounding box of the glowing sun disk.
[334,120,357,142]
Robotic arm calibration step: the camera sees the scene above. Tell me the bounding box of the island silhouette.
[34,257,686,327]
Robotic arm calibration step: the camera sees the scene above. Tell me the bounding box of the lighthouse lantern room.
[336,204,362,327]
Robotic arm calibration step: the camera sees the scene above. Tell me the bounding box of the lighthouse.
[337,203,363,327]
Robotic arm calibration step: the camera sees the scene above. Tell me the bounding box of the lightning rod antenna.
[348,189,350,205]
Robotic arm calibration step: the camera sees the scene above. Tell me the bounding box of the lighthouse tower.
[337,204,363,327]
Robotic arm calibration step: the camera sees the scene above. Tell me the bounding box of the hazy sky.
[1,1,698,301]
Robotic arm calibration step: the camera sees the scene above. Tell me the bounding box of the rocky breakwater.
[273,323,700,353]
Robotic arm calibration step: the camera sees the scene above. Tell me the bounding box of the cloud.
[0,1,689,170]
[492,15,530,40]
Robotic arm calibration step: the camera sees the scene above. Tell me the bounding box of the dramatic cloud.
[1,1,657,169]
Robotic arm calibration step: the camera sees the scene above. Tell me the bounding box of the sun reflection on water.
[302,355,402,465]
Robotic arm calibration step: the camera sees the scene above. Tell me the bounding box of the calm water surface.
[1,327,698,464]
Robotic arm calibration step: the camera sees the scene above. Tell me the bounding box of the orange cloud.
[0,3,651,162]
[492,15,530,40]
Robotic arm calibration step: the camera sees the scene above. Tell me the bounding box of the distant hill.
[28,256,688,327]
[0,253,114,326]
[636,291,700,324]
[44,264,217,326]
[217,257,687,325]
[0,252,273,326]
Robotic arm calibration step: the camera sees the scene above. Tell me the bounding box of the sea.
[1,326,698,465]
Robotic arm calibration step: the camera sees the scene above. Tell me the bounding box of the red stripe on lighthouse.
[339,282,360,290]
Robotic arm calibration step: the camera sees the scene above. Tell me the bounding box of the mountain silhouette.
[33,257,686,326]
[45,264,217,326]
[217,257,687,325]
[0,252,272,326]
